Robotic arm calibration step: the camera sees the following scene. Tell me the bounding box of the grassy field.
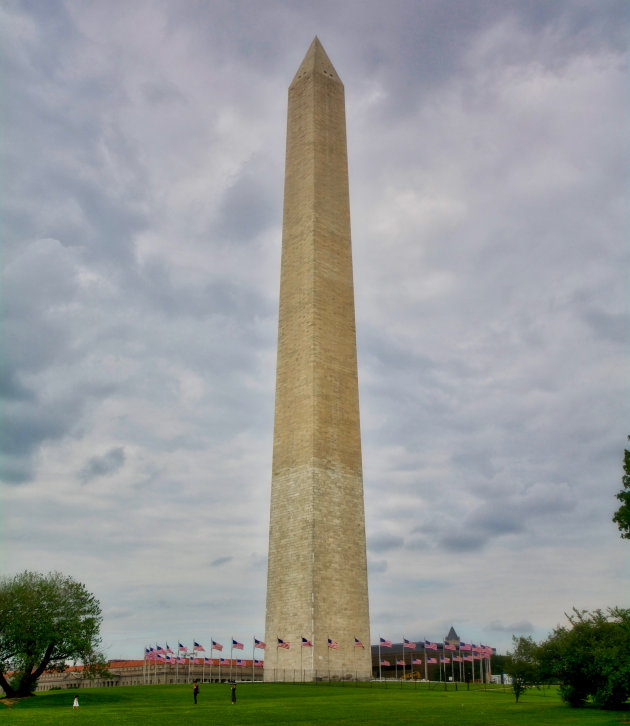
[1,682,628,725]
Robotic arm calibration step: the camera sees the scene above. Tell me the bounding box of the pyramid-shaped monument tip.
[291,37,341,86]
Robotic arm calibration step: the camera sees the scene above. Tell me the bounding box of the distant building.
[445,626,460,645]
[32,659,262,691]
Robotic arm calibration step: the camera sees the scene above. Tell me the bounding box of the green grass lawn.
[2,682,628,725]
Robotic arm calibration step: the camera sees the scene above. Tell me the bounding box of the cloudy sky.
[2,0,628,660]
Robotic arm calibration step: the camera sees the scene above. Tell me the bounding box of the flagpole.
[210,637,213,683]
[328,638,330,681]
[300,638,303,682]
[252,637,255,683]
[378,637,381,681]
[423,639,427,681]
[230,638,233,682]
[402,637,405,681]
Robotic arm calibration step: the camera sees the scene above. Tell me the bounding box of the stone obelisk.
[264,38,371,680]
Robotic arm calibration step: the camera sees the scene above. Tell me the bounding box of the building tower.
[264,38,371,680]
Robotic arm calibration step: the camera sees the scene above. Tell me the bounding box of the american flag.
[236,659,244,667]
[277,638,290,650]
[301,637,313,647]
[204,657,212,664]
[354,638,364,648]
[194,641,206,652]
[463,655,474,662]
[452,656,462,662]
[177,657,187,665]
[440,657,450,663]
[178,643,186,652]
[212,640,223,651]
[459,642,472,651]
[426,657,437,664]
[412,658,422,665]
[444,642,456,651]
[396,659,405,666]
[255,638,266,650]
[403,638,416,649]
[328,639,338,650]
[380,659,391,667]
[380,637,392,648]
[165,643,174,654]
[232,639,244,650]
[424,640,438,650]
[156,645,165,653]
[254,659,264,667]
[220,658,230,665]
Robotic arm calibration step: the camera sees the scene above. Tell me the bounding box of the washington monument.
[264,38,371,680]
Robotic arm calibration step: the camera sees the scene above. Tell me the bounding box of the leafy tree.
[504,636,540,703]
[0,571,103,698]
[612,436,630,539]
[539,607,630,709]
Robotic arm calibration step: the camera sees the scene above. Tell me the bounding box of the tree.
[538,607,630,709]
[504,635,540,703]
[0,571,103,698]
[612,436,630,539]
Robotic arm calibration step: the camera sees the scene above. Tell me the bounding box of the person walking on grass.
[193,681,199,704]
[231,683,236,704]
[72,696,79,709]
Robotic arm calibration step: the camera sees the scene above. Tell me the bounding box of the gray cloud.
[80,448,126,482]
[210,557,233,567]
[1,0,627,658]
[368,534,405,553]
[488,620,534,634]
[368,559,388,575]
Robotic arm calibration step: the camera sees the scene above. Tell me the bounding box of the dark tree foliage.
[612,436,630,539]
[0,571,103,698]
[539,608,630,710]
[504,636,540,703]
